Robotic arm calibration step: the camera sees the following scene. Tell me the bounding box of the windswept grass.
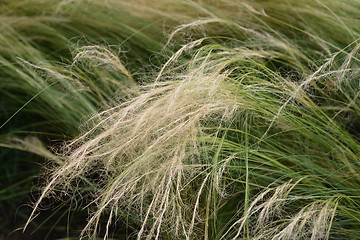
[0,0,167,237]
[1,0,360,239]
[0,0,168,137]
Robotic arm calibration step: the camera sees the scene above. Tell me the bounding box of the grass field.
[1,0,360,239]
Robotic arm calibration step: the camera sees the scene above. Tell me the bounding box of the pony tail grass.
[15,0,360,239]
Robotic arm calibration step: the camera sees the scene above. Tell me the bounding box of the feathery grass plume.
[222,179,340,240]
[28,49,241,239]
[0,136,61,163]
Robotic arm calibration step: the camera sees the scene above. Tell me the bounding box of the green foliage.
[1,0,360,239]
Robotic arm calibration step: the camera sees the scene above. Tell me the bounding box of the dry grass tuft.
[223,180,339,240]
[27,52,240,239]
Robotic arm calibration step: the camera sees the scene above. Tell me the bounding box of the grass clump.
[1,0,360,239]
